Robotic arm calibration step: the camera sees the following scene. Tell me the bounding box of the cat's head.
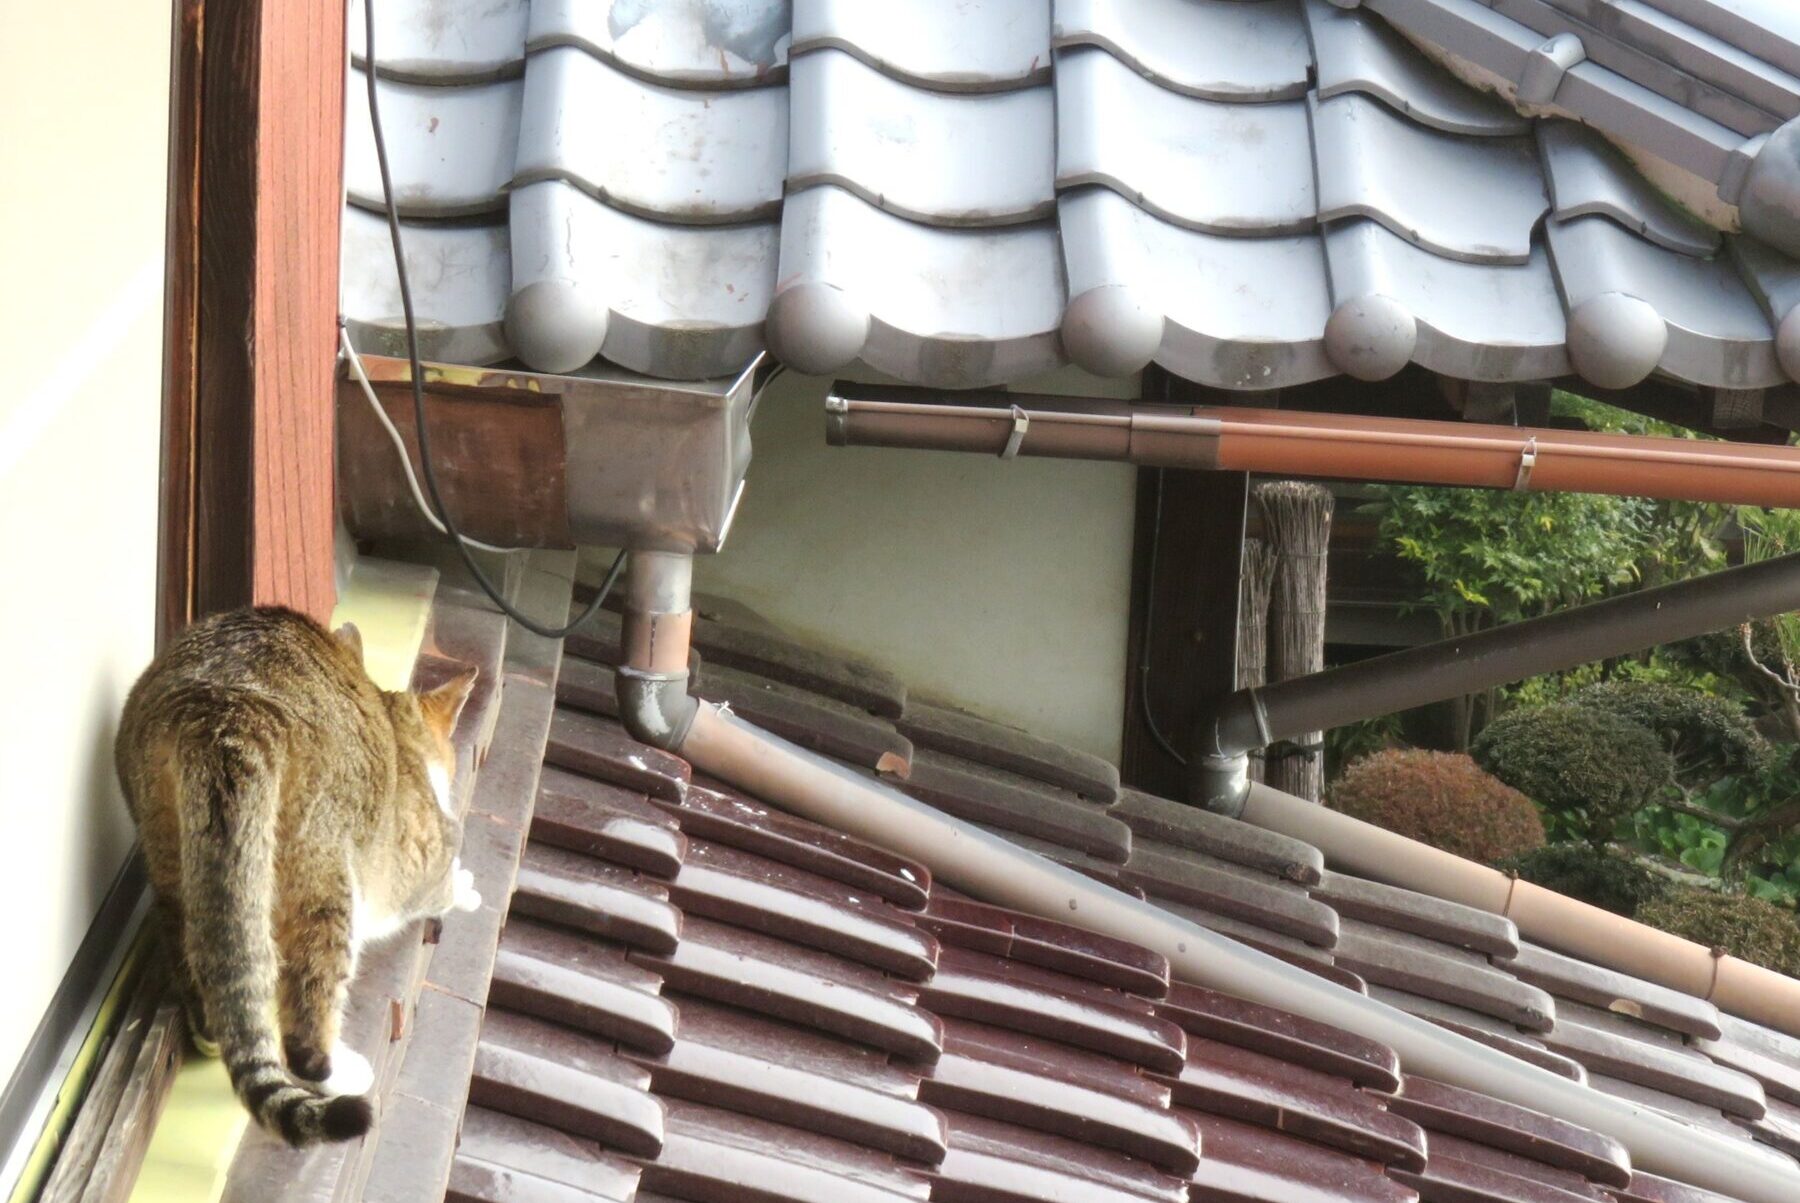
[384,662,479,819]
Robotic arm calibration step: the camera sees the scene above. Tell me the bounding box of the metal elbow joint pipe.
[615,551,700,751]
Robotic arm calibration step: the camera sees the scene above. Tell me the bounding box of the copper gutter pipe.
[826,387,1800,507]
[611,552,1800,1203]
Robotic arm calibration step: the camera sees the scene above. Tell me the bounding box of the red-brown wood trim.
[189,0,344,625]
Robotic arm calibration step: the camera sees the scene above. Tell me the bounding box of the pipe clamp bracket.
[1000,405,1029,460]
[1514,437,1539,491]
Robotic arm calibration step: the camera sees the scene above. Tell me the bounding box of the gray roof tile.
[788,48,1055,225]
[1313,871,1520,957]
[1110,788,1324,885]
[512,46,788,221]
[1633,0,1800,79]
[1055,0,1310,100]
[527,0,793,84]
[1334,918,1558,1031]
[340,207,510,365]
[1498,942,1723,1041]
[1545,1020,1767,1118]
[343,0,1800,391]
[1697,1013,1800,1107]
[794,0,1050,89]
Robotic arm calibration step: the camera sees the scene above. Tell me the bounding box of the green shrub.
[1473,704,1669,847]
[1569,681,1769,783]
[1637,889,1800,977]
[1329,750,1545,862]
[1496,844,1669,918]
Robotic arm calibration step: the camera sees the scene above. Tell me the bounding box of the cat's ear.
[333,623,364,665]
[418,665,479,737]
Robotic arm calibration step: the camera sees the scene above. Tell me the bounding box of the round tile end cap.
[766,282,870,376]
[1568,291,1666,390]
[1325,294,1416,381]
[1062,284,1164,378]
[505,278,609,375]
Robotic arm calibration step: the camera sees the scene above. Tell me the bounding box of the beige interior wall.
[0,3,171,1085]
[687,370,1139,761]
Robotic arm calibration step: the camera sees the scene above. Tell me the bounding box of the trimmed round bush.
[1637,889,1800,977]
[1496,844,1669,918]
[1328,749,1546,862]
[1569,681,1769,782]
[1473,704,1669,847]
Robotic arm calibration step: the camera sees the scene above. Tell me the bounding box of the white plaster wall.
[676,370,1138,760]
[0,2,171,1087]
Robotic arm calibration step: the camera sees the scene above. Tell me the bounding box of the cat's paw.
[190,1031,222,1059]
[451,861,481,913]
[321,1045,375,1097]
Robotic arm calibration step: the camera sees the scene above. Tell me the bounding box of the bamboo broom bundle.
[1236,537,1276,783]
[1256,481,1334,801]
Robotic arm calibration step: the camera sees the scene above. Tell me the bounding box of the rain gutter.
[825,386,1800,508]
[610,551,1800,1203]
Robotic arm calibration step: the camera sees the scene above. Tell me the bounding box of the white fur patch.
[321,1045,374,1097]
[452,859,482,913]
[428,761,453,816]
[350,875,405,947]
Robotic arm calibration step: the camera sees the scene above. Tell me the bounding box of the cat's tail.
[178,732,372,1147]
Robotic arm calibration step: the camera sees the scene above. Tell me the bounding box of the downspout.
[613,552,1800,1203]
[1192,547,1800,815]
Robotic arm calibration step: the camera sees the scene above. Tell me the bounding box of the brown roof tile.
[1314,871,1519,958]
[896,698,1122,802]
[1499,944,1723,1042]
[1186,1110,1419,1203]
[694,660,914,773]
[510,843,683,954]
[1385,1076,1632,1187]
[1158,983,1402,1093]
[544,708,690,801]
[689,616,909,718]
[1165,1036,1429,1171]
[1419,1132,1613,1199]
[1392,1151,1607,1203]
[934,1112,1191,1203]
[530,766,687,878]
[1334,920,1556,1032]
[471,1011,665,1157]
[454,1106,642,1201]
[896,749,1133,863]
[919,894,1172,997]
[489,918,677,1055]
[1112,788,1325,886]
[1614,1169,1751,1203]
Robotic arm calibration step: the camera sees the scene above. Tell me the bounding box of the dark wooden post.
[1119,367,1253,799]
[163,0,345,634]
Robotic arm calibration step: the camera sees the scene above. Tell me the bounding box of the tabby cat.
[115,607,481,1145]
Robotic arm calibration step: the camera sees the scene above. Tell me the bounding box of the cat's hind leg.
[275,863,365,1095]
[153,895,218,1057]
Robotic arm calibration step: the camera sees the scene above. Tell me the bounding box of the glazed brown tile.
[361,1091,462,1203]
[1165,1036,1428,1171]
[918,944,1188,1074]
[1499,944,1722,1042]
[689,615,909,718]
[1542,1019,1766,1119]
[531,766,687,878]
[938,1112,1191,1203]
[642,1097,932,1203]
[1158,983,1401,1093]
[473,1011,664,1156]
[1697,1014,1800,1106]
[426,841,515,1006]
[1423,1132,1611,1199]
[464,677,558,831]
[491,920,678,1055]
[1613,1169,1750,1203]
[896,699,1122,802]
[694,661,915,773]
[668,776,932,908]
[553,650,624,720]
[1334,920,1556,1032]
[1122,840,1340,947]
[922,1020,1202,1175]
[455,1106,644,1201]
[1315,871,1519,958]
[1111,789,1325,886]
[1384,1077,1631,1187]
[624,1000,947,1162]
[545,708,690,802]
[1393,1151,1607,1203]
[630,914,945,1062]
[1368,987,1588,1083]
[448,1155,624,1203]
[510,843,682,954]
[392,984,485,1111]
[1186,1110,1419,1203]
[914,894,1173,997]
[897,749,1134,863]
[669,838,939,979]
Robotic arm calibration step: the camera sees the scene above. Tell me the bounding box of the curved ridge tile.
[1055,47,1315,235]
[768,185,1066,387]
[509,181,776,379]
[1312,93,1547,264]
[345,71,520,217]
[1304,0,1531,136]
[349,0,528,82]
[1547,213,1784,386]
[1053,0,1311,101]
[1325,219,1571,381]
[1059,187,1333,387]
[792,0,1051,91]
[1540,120,1722,255]
[788,49,1054,226]
[515,46,786,223]
[1634,0,1800,82]
[341,207,511,365]
[1729,236,1800,380]
[527,0,793,85]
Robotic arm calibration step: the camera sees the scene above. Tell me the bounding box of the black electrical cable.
[362,0,623,638]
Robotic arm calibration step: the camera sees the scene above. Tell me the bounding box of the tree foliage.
[1472,704,1669,847]
[1328,749,1545,862]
